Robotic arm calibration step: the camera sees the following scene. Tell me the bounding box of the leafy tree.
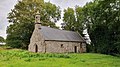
[75,6,85,33]
[63,8,76,31]
[0,36,5,43]
[63,7,84,34]
[83,0,120,55]
[6,0,61,49]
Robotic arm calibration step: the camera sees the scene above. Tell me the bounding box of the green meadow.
[0,47,120,67]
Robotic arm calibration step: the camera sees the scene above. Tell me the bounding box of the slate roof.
[40,26,85,42]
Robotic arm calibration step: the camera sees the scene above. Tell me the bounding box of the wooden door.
[35,44,38,52]
[74,46,77,53]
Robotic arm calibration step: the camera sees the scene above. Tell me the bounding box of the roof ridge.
[41,26,77,33]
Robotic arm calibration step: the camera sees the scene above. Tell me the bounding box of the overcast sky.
[0,0,92,39]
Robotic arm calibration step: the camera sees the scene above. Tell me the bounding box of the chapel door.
[74,46,77,53]
[35,44,38,52]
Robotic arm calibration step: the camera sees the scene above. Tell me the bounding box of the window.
[61,44,64,48]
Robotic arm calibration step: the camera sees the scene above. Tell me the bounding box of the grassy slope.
[0,48,120,67]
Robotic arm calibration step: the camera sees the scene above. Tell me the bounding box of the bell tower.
[35,10,41,29]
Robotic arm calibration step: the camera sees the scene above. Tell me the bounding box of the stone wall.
[28,41,46,53]
[45,41,86,53]
[28,28,45,52]
[29,39,86,53]
[81,43,86,52]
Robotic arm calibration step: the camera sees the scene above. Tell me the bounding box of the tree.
[63,8,76,31]
[63,7,84,34]
[6,0,61,49]
[83,0,120,55]
[0,36,5,43]
[75,6,85,34]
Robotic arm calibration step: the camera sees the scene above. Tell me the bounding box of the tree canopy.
[0,36,5,43]
[63,0,120,55]
[63,6,84,34]
[6,0,61,49]
[84,0,120,54]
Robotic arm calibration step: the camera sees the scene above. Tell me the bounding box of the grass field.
[0,47,120,67]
